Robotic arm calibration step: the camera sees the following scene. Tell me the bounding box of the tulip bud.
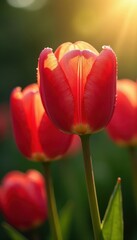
[10,83,73,161]
[0,170,47,231]
[38,41,117,135]
[107,79,137,146]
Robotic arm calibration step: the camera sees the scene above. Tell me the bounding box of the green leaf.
[101,178,123,240]
[60,202,73,240]
[48,202,73,240]
[3,222,28,240]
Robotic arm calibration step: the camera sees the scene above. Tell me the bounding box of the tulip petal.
[55,41,99,61]
[38,112,72,160]
[26,171,47,219]
[27,170,45,189]
[107,79,137,145]
[118,79,137,108]
[60,49,97,125]
[55,42,72,60]
[1,173,35,229]
[39,48,74,133]
[84,46,117,132]
[22,85,44,156]
[107,92,137,143]
[10,88,32,158]
[74,41,99,54]
[1,171,47,230]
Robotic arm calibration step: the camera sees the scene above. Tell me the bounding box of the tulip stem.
[42,162,63,240]
[80,135,103,240]
[129,147,137,210]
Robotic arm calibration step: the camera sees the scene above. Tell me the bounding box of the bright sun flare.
[111,0,137,58]
[126,0,137,5]
[119,0,137,9]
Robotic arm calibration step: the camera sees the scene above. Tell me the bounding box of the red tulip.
[0,170,47,230]
[38,41,117,135]
[10,83,73,161]
[107,79,137,146]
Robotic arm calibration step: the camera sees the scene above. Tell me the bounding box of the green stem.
[80,135,103,240]
[42,162,63,240]
[129,147,137,210]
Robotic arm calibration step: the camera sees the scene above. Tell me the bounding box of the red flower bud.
[10,83,73,161]
[0,170,47,231]
[38,41,117,135]
[107,79,137,146]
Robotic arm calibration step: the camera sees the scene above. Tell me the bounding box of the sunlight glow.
[123,0,137,6]
[7,0,34,8]
[113,0,137,56]
[72,0,137,77]
[7,0,47,10]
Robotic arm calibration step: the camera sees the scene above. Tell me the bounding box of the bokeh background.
[0,0,137,239]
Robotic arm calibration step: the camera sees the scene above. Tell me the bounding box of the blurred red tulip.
[10,83,73,161]
[38,41,117,135]
[107,79,137,146]
[0,170,47,231]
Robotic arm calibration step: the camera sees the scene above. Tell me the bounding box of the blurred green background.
[0,0,137,239]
